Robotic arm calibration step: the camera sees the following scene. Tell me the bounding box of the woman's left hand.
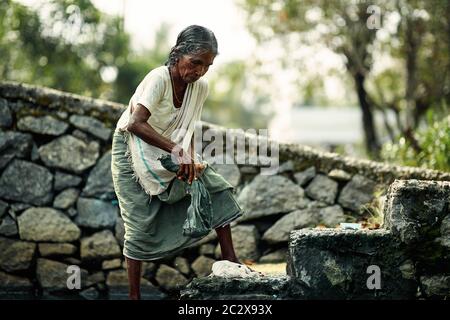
[177,162,205,184]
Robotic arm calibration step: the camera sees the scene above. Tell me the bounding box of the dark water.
[0,290,171,300]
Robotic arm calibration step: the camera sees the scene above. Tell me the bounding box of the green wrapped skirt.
[111,130,243,261]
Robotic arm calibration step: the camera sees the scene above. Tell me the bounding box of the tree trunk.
[405,16,420,130]
[353,72,381,159]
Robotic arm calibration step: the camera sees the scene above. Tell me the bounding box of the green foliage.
[241,0,450,158]
[106,24,170,104]
[381,108,450,172]
[1,0,173,104]
[1,0,129,99]
[203,60,272,129]
[2,1,269,128]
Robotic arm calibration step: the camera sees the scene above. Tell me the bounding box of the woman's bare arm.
[126,103,177,153]
[127,103,197,183]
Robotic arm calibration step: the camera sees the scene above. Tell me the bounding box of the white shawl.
[126,77,208,196]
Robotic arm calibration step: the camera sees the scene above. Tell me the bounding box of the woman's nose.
[196,66,207,76]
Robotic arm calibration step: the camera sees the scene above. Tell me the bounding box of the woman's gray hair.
[165,25,218,66]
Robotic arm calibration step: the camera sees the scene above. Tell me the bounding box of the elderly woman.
[111,25,250,300]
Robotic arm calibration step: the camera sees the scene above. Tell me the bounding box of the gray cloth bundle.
[158,154,213,238]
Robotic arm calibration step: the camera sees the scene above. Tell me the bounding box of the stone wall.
[1,81,449,299]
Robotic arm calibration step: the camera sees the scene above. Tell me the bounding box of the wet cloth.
[210,260,263,278]
[111,130,244,261]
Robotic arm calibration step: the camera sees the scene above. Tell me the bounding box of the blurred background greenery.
[1,0,449,171]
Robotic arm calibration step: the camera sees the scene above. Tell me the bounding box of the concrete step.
[180,274,306,300]
[287,228,417,299]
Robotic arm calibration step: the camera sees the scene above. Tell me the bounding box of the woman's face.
[176,50,215,83]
